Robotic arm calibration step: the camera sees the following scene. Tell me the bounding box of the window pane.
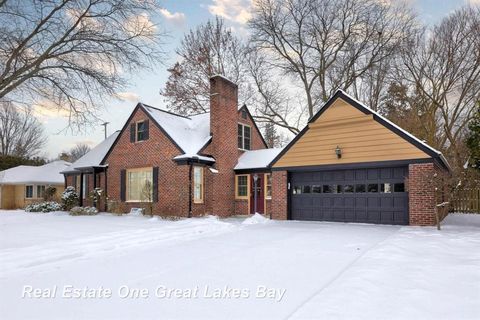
[355,184,366,193]
[127,169,153,201]
[394,183,405,192]
[344,185,354,193]
[265,174,272,198]
[381,183,392,193]
[312,185,322,193]
[137,122,145,141]
[237,175,248,197]
[293,186,302,194]
[323,185,332,193]
[37,185,45,198]
[194,167,203,202]
[368,184,379,192]
[335,185,342,193]
[302,185,311,193]
[244,137,251,150]
[25,186,33,198]
[238,124,243,148]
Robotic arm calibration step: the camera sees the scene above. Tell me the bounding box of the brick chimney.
[209,75,238,216]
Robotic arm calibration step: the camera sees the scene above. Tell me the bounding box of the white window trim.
[25,185,34,199]
[238,123,251,151]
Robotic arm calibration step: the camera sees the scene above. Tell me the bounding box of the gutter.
[188,163,192,218]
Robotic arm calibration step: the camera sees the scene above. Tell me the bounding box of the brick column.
[408,163,436,226]
[271,170,288,220]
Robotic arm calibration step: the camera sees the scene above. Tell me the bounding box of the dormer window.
[130,120,149,143]
[238,123,251,150]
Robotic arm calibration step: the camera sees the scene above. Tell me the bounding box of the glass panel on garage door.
[290,166,408,225]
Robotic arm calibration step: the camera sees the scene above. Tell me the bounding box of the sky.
[38,0,478,159]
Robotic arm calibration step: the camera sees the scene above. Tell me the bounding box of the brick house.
[62,76,450,226]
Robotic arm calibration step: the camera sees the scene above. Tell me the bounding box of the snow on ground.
[0,210,479,319]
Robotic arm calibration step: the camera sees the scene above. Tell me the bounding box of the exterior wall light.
[335,146,342,159]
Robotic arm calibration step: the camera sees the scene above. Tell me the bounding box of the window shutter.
[144,119,149,140]
[120,169,126,201]
[152,167,159,202]
[130,123,136,142]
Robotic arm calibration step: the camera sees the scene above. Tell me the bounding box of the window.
[394,183,405,192]
[293,186,302,194]
[36,185,46,199]
[368,184,379,193]
[126,168,153,202]
[237,123,251,150]
[265,174,272,199]
[241,109,247,119]
[312,185,322,193]
[193,166,204,203]
[25,185,33,198]
[323,185,333,193]
[302,185,311,193]
[236,175,249,198]
[381,183,392,193]
[355,184,366,193]
[344,185,354,193]
[136,121,146,142]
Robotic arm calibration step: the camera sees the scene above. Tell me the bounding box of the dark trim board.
[273,158,434,173]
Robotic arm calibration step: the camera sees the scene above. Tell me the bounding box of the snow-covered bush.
[70,206,98,216]
[62,186,79,210]
[25,201,62,213]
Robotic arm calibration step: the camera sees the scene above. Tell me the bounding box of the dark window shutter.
[85,175,89,196]
[130,123,136,142]
[120,169,126,201]
[152,167,159,202]
[144,119,149,140]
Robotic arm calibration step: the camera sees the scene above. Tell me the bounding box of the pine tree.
[466,103,480,170]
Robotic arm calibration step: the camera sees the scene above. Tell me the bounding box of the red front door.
[250,173,265,214]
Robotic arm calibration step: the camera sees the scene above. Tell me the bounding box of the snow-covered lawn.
[0,210,479,319]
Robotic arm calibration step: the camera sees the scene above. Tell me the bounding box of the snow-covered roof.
[0,160,71,185]
[235,148,283,170]
[62,131,120,173]
[142,104,211,156]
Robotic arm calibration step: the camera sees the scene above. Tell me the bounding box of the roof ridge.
[140,103,191,119]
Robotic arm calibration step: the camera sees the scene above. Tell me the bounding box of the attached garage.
[269,90,450,226]
[290,166,408,225]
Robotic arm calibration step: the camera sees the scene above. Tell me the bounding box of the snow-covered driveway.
[0,211,479,319]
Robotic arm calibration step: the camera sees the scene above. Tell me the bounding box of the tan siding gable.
[273,98,430,168]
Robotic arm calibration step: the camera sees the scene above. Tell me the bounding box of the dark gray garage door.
[291,166,408,225]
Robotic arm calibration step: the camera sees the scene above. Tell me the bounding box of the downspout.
[188,162,193,218]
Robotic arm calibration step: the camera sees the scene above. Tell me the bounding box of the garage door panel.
[291,166,409,225]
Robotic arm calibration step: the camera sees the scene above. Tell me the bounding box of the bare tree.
[399,6,480,170]
[161,17,249,114]
[248,0,416,128]
[0,0,166,129]
[0,100,46,157]
[68,143,91,162]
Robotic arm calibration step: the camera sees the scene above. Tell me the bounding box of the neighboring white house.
[0,160,70,209]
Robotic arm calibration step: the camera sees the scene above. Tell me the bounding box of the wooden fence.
[450,189,480,213]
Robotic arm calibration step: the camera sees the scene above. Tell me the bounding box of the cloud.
[159,8,186,27]
[208,0,252,24]
[115,92,140,102]
[467,0,480,5]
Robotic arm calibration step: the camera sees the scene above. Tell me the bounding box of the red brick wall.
[235,199,249,215]
[271,170,288,220]
[408,163,436,226]
[104,107,190,216]
[208,76,241,217]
